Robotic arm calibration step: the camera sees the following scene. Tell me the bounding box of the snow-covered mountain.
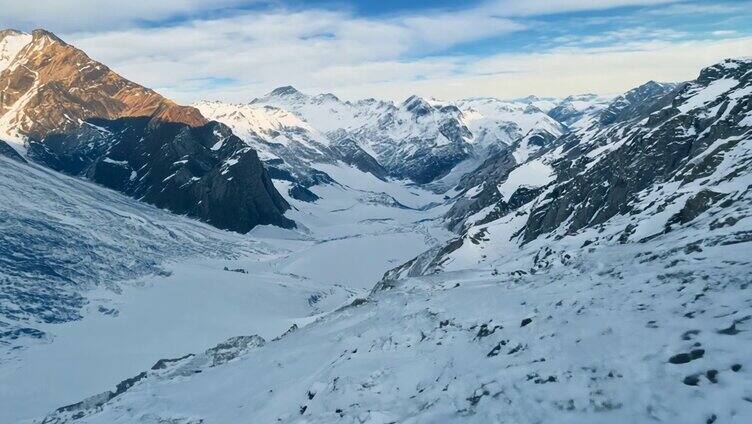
[23,58,752,424]
[406,58,752,274]
[194,100,387,191]
[546,93,613,128]
[0,29,205,142]
[197,87,565,186]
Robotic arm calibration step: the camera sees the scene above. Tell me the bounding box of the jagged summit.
[0,28,207,140]
[0,28,25,37]
[402,94,434,115]
[598,79,677,125]
[267,85,303,97]
[697,56,752,84]
[30,28,66,44]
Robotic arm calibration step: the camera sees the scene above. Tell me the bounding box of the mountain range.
[1,28,750,424]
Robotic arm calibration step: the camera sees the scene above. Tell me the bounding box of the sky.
[1,0,751,103]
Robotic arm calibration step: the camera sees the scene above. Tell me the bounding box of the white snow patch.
[498,160,555,202]
[678,78,739,112]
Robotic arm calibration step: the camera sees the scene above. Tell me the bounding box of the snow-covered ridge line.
[0,29,32,73]
[194,86,569,186]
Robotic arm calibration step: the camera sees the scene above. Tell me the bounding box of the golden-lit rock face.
[0,29,207,139]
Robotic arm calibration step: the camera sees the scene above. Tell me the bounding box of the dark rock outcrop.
[28,118,293,233]
[0,140,25,162]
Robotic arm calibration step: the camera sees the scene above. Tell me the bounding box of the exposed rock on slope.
[28,118,293,232]
[0,29,291,232]
[399,58,752,275]
[523,59,751,243]
[194,100,386,187]
[0,139,25,162]
[546,93,611,128]
[0,29,206,140]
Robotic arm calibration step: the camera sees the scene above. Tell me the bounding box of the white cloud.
[644,1,752,15]
[3,0,748,104]
[234,35,747,102]
[0,0,685,32]
[63,6,523,101]
[0,0,261,31]
[483,0,683,16]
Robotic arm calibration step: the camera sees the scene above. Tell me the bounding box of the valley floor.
[0,157,451,423]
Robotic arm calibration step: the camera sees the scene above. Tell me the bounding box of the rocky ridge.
[0,29,291,233]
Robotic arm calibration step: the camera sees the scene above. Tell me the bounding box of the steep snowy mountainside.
[598,81,678,126]
[404,58,752,275]
[28,117,293,233]
[443,80,690,237]
[0,155,269,351]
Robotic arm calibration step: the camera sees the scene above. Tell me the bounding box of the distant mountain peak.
[0,27,207,139]
[402,95,433,115]
[31,28,66,44]
[313,92,340,102]
[268,85,303,97]
[0,28,25,38]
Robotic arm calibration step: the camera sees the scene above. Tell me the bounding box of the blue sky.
[2,0,751,102]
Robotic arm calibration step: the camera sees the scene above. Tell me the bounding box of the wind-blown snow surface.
[35,201,752,424]
[0,157,451,423]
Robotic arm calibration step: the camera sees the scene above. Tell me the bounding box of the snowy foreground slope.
[33,185,752,424]
[0,156,451,423]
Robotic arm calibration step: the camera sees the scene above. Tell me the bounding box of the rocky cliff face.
[0,30,206,140]
[0,29,291,233]
[522,59,750,243]
[0,138,25,162]
[28,118,293,232]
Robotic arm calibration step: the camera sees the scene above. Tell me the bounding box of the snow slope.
[0,157,452,423]
[194,101,332,161]
[0,30,31,73]
[34,183,752,424]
